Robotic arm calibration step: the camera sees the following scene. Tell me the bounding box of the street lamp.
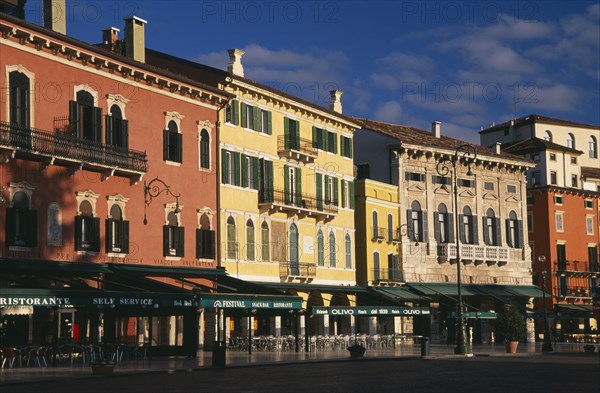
[143,177,181,224]
[537,255,554,352]
[436,144,477,355]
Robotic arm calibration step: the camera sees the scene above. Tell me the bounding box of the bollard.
[420,337,430,357]
[212,340,226,367]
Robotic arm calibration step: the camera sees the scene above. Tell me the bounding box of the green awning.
[557,304,593,313]
[0,288,196,308]
[0,258,111,275]
[408,283,479,297]
[312,306,430,316]
[472,285,548,298]
[261,282,368,294]
[369,286,425,302]
[108,264,226,278]
[198,293,303,309]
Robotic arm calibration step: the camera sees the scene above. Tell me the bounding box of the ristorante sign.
[0,294,195,307]
[199,297,302,309]
[312,306,431,316]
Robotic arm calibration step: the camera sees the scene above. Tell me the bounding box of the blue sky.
[23,0,600,142]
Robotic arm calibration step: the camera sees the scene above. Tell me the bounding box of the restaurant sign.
[200,297,302,309]
[0,294,195,308]
[312,306,430,316]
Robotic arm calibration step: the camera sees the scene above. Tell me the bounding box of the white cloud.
[373,101,403,124]
[516,84,580,112]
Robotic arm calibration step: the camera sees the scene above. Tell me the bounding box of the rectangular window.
[163,225,184,257]
[549,153,556,161]
[507,185,517,193]
[259,109,271,134]
[106,219,129,253]
[532,171,541,186]
[164,128,182,162]
[586,216,594,235]
[75,216,100,252]
[221,149,241,186]
[571,174,578,187]
[6,206,38,247]
[340,135,353,158]
[459,179,475,188]
[527,195,534,205]
[484,182,495,190]
[531,154,540,162]
[527,214,533,232]
[570,156,577,164]
[225,100,239,125]
[585,199,593,209]
[327,131,337,153]
[554,195,563,205]
[433,176,451,185]
[589,247,599,272]
[405,172,425,182]
[550,171,557,185]
[555,212,564,232]
[196,229,215,259]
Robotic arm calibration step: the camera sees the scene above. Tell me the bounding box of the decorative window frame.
[106,94,130,119]
[197,207,215,229]
[75,190,100,216]
[197,120,214,171]
[164,202,182,226]
[165,111,184,130]
[8,181,35,208]
[106,194,129,220]
[6,64,36,128]
[74,84,99,106]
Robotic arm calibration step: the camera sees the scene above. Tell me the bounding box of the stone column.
[368,316,377,335]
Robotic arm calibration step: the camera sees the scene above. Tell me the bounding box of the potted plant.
[496,304,526,353]
[90,358,116,375]
[347,344,366,359]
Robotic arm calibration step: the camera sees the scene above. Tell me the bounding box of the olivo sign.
[312,306,430,316]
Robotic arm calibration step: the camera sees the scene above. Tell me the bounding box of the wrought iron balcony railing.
[259,187,338,218]
[372,268,404,283]
[371,227,386,241]
[277,135,318,163]
[279,261,317,278]
[0,121,147,175]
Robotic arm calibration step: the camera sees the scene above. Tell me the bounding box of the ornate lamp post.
[436,144,477,355]
[143,177,181,224]
[537,255,554,352]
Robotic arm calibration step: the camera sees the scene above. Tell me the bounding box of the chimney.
[43,0,66,35]
[495,142,502,154]
[431,121,441,138]
[227,49,245,77]
[124,16,147,62]
[329,90,343,113]
[102,27,120,50]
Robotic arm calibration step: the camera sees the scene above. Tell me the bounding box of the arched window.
[329,231,337,268]
[373,251,380,281]
[372,210,379,239]
[566,133,575,149]
[73,90,101,142]
[226,216,237,259]
[107,204,128,254]
[6,191,37,247]
[196,213,215,260]
[345,234,352,269]
[9,71,30,128]
[506,211,522,248]
[589,136,598,159]
[246,219,255,261]
[164,210,184,257]
[435,203,453,244]
[407,200,426,242]
[164,119,182,162]
[460,206,476,245]
[543,130,552,142]
[317,229,325,267]
[289,224,299,275]
[261,221,270,262]
[484,208,499,246]
[200,129,210,169]
[106,104,128,150]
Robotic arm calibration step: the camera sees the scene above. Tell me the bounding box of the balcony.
[277,135,318,164]
[372,268,404,284]
[0,121,147,182]
[558,286,595,304]
[371,227,386,241]
[279,261,316,283]
[259,188,337,221]
[437,243,509,265]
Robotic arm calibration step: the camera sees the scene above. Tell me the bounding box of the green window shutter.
[341,180,347,208]
[324,131,329,152]
[232,100,239,126]
[340,136,345,157]
[233,152,241,186]
[267,111,272,135]
[349,139,353,159]
[241,154,248,188]
[284,117,290,149]
[333,133,338,154]
[266,160,274,201]
[294,120,300,147]
[333,177,339,205]
[221,149,228,184]
[252,157,260,190]
[349,181,355,209]
[240,103,247,128]
[296,167,302,206]
[284,164,290,204]
[312,126,317,148]
[324,175,331,204]
[316,173,323,211]
[253,106,260,131]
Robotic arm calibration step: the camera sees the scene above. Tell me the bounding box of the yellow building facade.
[218,50,360,336]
